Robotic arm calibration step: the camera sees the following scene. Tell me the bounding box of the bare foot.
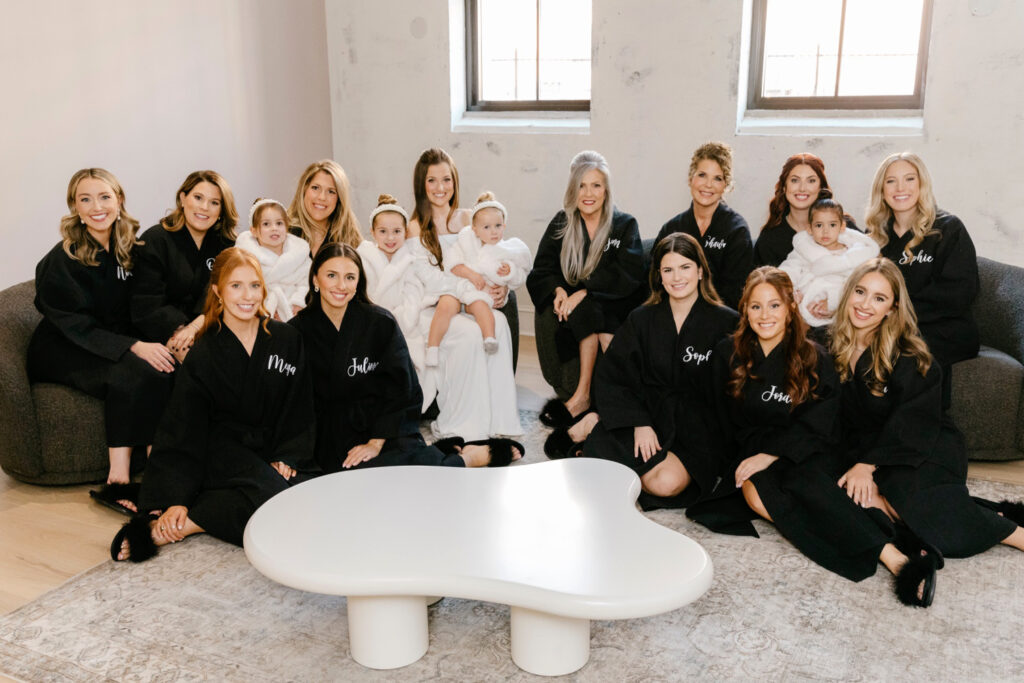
[117,499,138,514]
[565,395,590,418]
[568,412,600,443]
[456,444,489,468]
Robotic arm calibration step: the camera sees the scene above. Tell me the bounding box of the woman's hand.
[154,505,190,543]
[552,287,569,318]
[838,463,877,507]
[488,284,509,308]
[497,262,511,277]
[807,297,832,320]
[735,453,779,487]
[271,461,296,480]
[130,341,176,373]
[557,289,587,321]
[344,439,385,469]
[633,426,661,462]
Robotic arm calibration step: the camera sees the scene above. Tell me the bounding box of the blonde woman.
[865,152,978,405]
[527,151,645,427]
[287,159,362,255]
[28,169,174,512]
[131,170,238,363]
[654,141,753,309]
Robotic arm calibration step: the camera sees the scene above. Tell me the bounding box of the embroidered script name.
[116,266,132,281]
[761,385,792,404]
[603,238,621,252]
[206,257,216,270]
[348,356,380,377]
[899,251,933,265]
[682,346,711,365]
[268,354,297,376]
[704,236,727,250]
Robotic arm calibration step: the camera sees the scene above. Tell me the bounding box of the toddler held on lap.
[236,198,311,321]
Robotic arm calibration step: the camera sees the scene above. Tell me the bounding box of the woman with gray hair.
[527,151,645,428]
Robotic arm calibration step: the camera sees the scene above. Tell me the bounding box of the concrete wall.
[1,0,333,289]
[325,0,1024,327]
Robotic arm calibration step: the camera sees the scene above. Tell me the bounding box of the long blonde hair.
[60,168,141,269]
[864,152,939,258]
[198,248,271,338]
[830,258,931,395]
[288,159,362,247]
[161,170,238,241]
[560,151,613,285]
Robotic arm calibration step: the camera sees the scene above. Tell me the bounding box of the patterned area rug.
[2,410,1024,682]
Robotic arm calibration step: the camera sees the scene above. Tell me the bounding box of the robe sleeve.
[594,313,653,430]
[34,252,135,361]
[526,212,571,307]
[908,215,978,326]
[131,233,190,342]
[857,359,943,469]
[582,213,644,300]
[370,318,422,438]
[267,338,316,470]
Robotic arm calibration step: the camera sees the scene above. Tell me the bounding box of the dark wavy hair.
[305,242,371,307]
[645,232,723,307]
[760,153,832,233]
[728,266,819,408]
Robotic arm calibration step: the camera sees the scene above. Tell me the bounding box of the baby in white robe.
[779,197,880,327]
[236,198,311,321]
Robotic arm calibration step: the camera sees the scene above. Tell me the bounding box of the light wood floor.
[2,335,1022,616]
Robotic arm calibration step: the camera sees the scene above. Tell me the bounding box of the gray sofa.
[534,255,1024,462]
[0,280,519,485]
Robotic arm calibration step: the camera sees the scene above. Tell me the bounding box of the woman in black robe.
[824,258,1024,600]
[290,243,519,472]
[526,150,645,427]
[864,152,979,407]
[111,248,316,561]
[27,168,174,509]
[653,142,752,309]
[555,233,737,511]
[131,170,238,363]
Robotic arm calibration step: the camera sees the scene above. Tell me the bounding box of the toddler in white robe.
[779,197,880,327]
[236,198,310,321]
[448,190,533,300]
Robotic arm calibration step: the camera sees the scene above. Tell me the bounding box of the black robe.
[834,350,1014,558]
[131,224,234,343]
[583,297,738,508]
[878,211,979,368]
[27,238,171,447]
[527,209,645,346]
[753,215,861,268]
[290,299,462,473]
[138,320,315,546]
[654,202,753,309]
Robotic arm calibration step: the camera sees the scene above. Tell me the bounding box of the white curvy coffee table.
[243,458,712,676]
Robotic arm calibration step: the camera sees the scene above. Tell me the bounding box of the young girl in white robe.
[779,197,879,329]
[236,198,310,321]
[357,195,523,442]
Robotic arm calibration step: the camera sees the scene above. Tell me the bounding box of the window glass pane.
[538,0,591,100]
[838,0,924,96]
[762,0,843,98]
[479,0,537,101]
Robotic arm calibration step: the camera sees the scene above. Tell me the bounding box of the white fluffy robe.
[446,226,533,306]
[779,229,881,326]
[235,231,311,321]
[359,239,523,440]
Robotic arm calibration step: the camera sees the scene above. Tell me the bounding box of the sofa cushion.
[951,345,1024,460]
[975,257,1024,365]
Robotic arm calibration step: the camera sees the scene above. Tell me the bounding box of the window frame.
[464,0,591,113]
[747,0,933,110]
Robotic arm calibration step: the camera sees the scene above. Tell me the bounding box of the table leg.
[509,606,590,676]
[347,595,429,669]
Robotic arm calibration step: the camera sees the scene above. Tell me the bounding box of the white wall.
[0,0,333,289]
[325,0,1024,327]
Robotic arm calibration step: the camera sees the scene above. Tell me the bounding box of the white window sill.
[737,110,924,137]
[452,110,590,134]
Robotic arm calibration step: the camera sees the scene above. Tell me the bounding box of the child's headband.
[471,199,507,223]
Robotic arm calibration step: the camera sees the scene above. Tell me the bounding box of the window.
[748,0,932,110]
[466,0,591,112]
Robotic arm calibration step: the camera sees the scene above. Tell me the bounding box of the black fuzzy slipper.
[544,428,576,459]
[110,514,159,563]
[90,483,141,517]
[464,438,525,467]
